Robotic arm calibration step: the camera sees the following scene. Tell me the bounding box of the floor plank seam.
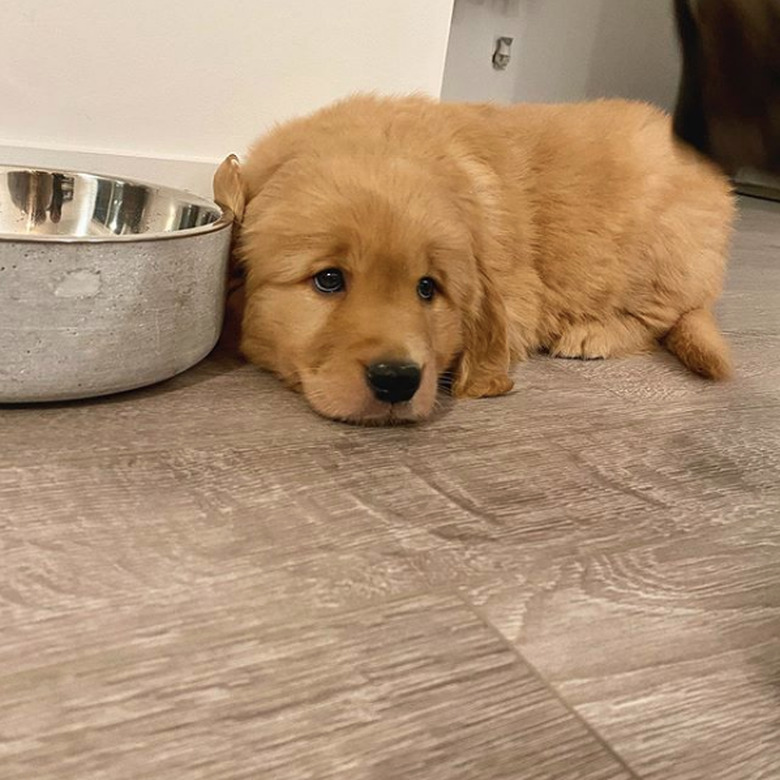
[454,591,643,780]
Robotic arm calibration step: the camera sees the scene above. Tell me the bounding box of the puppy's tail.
[663,307,732,380]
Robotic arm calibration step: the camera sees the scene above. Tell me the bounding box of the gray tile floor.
[1,197,778,779]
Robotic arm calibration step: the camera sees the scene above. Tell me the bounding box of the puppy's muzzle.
[365,362,422,404]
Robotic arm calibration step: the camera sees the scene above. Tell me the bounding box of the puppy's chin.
[300,368,438,426]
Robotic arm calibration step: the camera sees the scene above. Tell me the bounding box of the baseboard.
[735,167,780,203]
[0,143,221,200]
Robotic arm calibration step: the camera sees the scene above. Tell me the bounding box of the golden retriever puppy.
[215,95,734,424]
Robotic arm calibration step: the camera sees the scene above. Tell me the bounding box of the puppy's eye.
[313,268,346,294]
[417,276,436,302]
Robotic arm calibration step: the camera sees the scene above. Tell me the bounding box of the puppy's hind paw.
[550,326,610,360]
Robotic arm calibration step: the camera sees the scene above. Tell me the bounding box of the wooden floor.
[1,197,778,779]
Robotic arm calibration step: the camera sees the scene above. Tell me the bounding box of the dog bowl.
[0,166,232,402]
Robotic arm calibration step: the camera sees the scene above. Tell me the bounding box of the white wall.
[1,0,455,195]
[511,0,609,104]
[583,0,680,110]
[443,0,681,111]
[442,0,529,103]
[512,0,680,109]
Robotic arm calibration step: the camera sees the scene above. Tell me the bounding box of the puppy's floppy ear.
[214,155,248,356]
[453,261,514,399]
[440,158,515,400]
[213,154,246,223]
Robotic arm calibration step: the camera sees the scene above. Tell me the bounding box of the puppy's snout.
[366,362,422,404]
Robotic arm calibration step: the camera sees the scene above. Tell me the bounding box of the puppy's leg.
[453,369,515,399]
[550,316,655,360]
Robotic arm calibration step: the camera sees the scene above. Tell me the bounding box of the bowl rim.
[0,164,233,244]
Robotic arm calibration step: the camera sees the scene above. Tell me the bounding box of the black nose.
[366,362,422,404]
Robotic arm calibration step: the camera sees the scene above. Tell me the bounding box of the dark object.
[673,0,780,175]
[366,362,422,404]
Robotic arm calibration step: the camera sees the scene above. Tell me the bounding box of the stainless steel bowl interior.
[0,166,226,242]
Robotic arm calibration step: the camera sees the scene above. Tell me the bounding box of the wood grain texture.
[0,592,633,780]
[464,414,780,779]
[0,196,778,779]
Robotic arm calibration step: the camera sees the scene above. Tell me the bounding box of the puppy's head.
[215,152,510,424]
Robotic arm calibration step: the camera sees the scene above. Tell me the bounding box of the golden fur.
[215,95,735,424]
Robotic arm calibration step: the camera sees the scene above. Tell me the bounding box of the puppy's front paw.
[454,373,514,399]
